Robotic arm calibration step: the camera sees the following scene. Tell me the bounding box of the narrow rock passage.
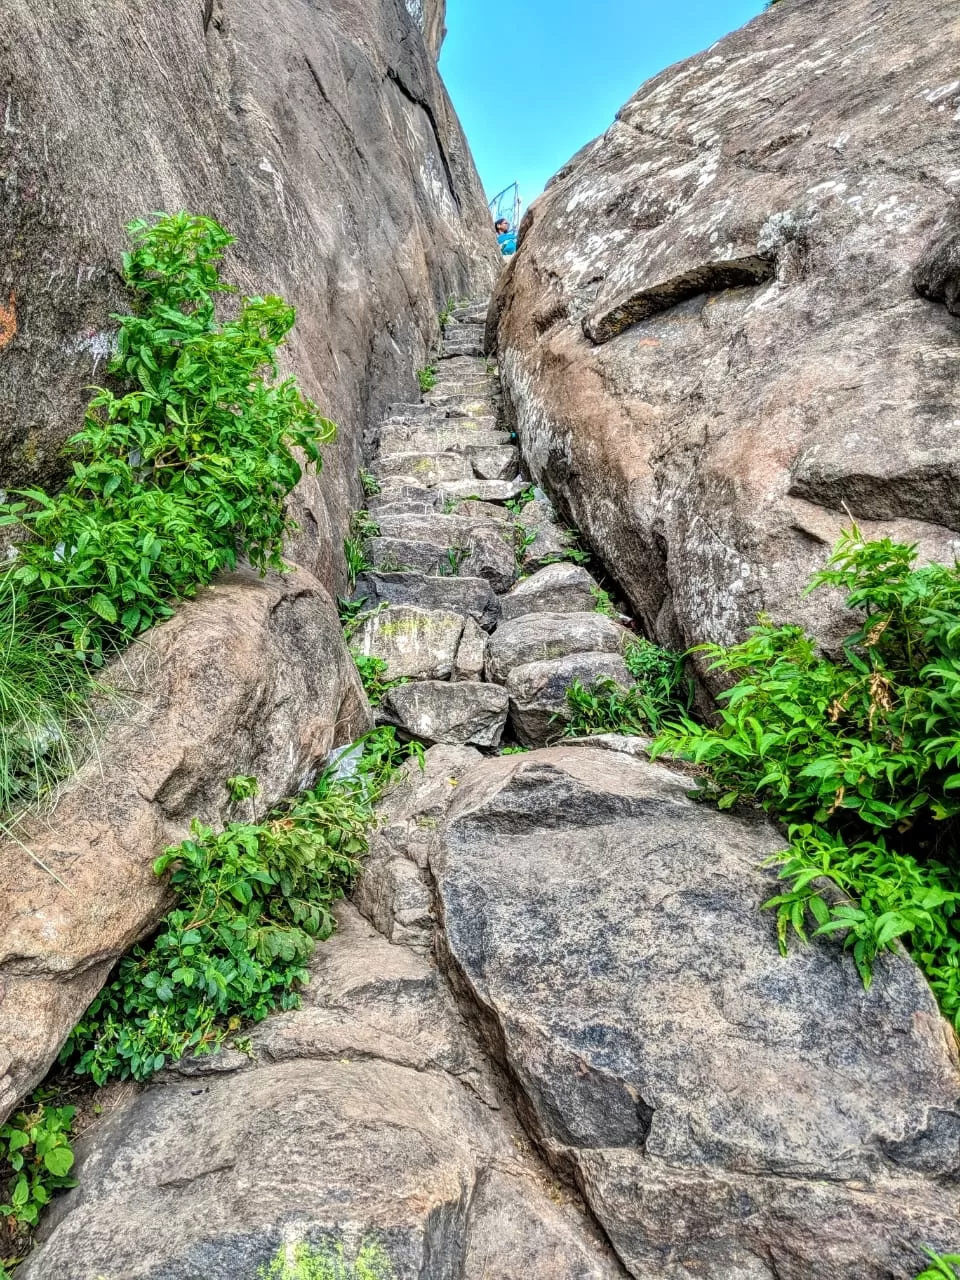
[352,300,634,749]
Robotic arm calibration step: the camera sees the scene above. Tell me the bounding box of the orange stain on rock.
[0,291,16,351]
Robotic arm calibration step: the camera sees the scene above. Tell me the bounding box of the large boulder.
[494,0,960,678]
[0,0,499,592]
[382,745,960,1277]
[0,568,369,1121]
[21,880,622,1278]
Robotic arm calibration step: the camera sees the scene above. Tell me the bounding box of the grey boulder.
[500,562,600,621]
[504,653,633,746]
[350,605,465,680]
[486,612,630,686]
[432,747,960,1279]
[380,680,509,748]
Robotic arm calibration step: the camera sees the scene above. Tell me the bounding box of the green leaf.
[43,1145,75,1177]
[89,592,119,623]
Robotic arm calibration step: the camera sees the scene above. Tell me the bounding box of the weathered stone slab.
[431,747,960,1278]
[351,605,465,680]
[500,562,599,621]
[380,680,509,748]
[486,612,629,686]
[436,476,531,503]
[452,616,487,681]
[467,443,520,480]
[372,451,474,485]
[353,571,501,631]
[21,905,621,1279]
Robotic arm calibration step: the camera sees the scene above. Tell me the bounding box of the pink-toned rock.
[495,0,960,685]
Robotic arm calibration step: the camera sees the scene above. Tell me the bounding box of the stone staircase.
[350,300,636,750]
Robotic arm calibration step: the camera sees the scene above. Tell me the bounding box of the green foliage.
[0,1096,76,1241]
[915,1249,960,1279]
[0,213,335,667]
[359,470,381,498]
[651,530,960,1021]
[344,511,378,587]
[504,486,535,515]
[590,585,618,619]
[350,651,406,708]
[499,745,529,755]
[565,638,690,738]
[416,366,438,393]
[60,729,418,1084]
[258,1238,396,1280]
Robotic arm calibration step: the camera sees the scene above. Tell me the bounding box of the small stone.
[468,444,520,481]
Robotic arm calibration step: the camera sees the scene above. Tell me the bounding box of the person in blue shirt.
[495,218,517,257]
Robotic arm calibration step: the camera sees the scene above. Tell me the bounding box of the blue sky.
[439,0,765,217]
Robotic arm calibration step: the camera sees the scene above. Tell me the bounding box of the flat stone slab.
[485,612,630,686]
[351,605,465,680]
[505,652,633,746]
[437,477,531,503]
[353,572,501,631]
[500,562,600,621]
[372,451,474,485]
[379,424,511,454]
[516,497,575,570]
[453,616,486,681]
[380,680,509,748]
[467,443,520,480]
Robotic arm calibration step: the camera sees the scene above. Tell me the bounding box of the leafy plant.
[0,213,335,666]
[915,1249,960,1279]
[651,529,960,1021]
[258,1238,396,1280]
[359,470,380,498]
[499,745,529,755]
[591,585,618,619]
[504,486,535,516]
[565,638,690,738]
[416,366,438,393]
[350,652,406,708]
[60,729,418,1084]
[0,1096,76,1245]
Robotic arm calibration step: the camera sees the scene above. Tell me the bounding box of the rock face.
[0,569,369,1121]
[0,0,498,591]
[22,773,623,1280]
[433,748,960,1276]
[494,0,960,676]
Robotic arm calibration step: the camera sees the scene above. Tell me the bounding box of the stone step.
[376,511,513,548]
[386,401,498,426]
[499,562,599,621]
[485,612,631,687]
[378,424,511,455]
[351,605,468,681]
[436,477,530,503]
[379,679,508,749]
[514,497,576,570]
[372,451,474,485]
[418,394,500,418]
[352,571,501,631]
[382,410,500,435]
[367,482,440,512]
[448,302,489,323]
[367,525,517,594]
[439,337,485,358]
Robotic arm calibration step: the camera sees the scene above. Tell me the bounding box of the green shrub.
[0,1093,77,1271]
[652,530,960,1021]
[565,638,690,738]
[416,366,438,393]
[916,1250,960,1279]
[258,1238,395,1279]
[60,729,418,1084]
[0,1097,76,1234]
[0,212,334,666]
